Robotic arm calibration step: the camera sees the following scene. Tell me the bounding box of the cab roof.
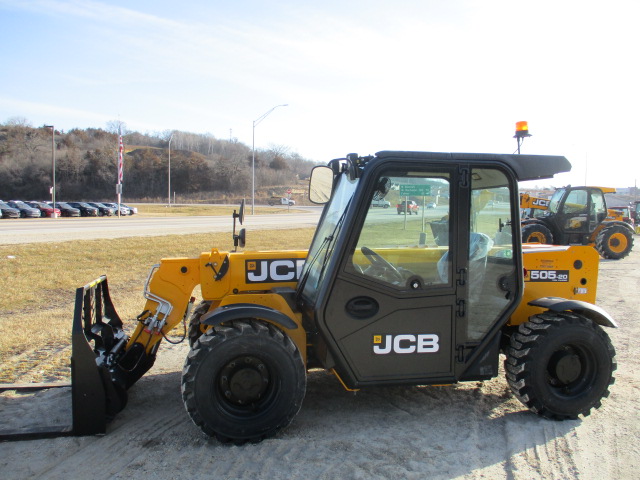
[375,151,571,183]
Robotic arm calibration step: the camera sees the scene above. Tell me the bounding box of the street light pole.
[252,104,288,214]
[168,133,173,207]
[44,125,57,218]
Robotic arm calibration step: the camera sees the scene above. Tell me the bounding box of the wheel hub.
[608,233,627,253]
[550,350,582,385]
[529,233,544,242]
[220,356,269,405]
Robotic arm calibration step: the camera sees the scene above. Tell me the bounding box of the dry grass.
[130,204,300,216]
[0,228,314,383]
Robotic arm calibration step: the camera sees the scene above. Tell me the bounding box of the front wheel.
[596,224,634,259]
[181,320,306,443]
[522,223,554,244]
[187,300,212,347]
[505,312,616,420]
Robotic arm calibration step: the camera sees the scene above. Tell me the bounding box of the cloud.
[2,0,639,185]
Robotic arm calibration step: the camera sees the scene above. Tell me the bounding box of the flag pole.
[117,126,124,217]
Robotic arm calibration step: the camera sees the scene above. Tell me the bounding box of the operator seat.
[437,232,494,301]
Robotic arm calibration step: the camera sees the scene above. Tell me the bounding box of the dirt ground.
[1,244,639,480]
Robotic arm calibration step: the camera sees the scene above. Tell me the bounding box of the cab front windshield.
[300,172,358,302]
[547,188,565,214]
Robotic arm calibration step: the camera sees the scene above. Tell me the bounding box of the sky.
[1,0,639,189]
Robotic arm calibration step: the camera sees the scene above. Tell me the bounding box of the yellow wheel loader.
[60,152,617,444]
[520,187,634,259]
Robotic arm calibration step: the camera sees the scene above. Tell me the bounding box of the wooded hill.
[0,118,317,204]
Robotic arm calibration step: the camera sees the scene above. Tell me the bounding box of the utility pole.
[44,125,57,218]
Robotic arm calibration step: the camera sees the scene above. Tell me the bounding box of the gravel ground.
[1,244,639,479]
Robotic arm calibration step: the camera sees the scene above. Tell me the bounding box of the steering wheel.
[360,246,405,284]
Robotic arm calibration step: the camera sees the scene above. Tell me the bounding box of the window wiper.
[315,211,348,286]
[297,232,333,294]
[297,198,351,295]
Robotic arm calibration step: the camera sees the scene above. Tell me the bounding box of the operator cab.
[544,186,609,244]
[299,151,570,389]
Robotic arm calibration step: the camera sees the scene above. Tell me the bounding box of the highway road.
[0,205,455,245]
[0,209,323,245]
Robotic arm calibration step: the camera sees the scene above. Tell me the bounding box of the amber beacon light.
[513,120,532,153]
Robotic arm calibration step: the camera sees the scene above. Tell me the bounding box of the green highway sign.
[399,184,431,196]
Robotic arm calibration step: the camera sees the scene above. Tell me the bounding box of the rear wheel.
[596,224,633,259]
[182,320,306,443]
[505,312,616,420]
[522,223,554,244]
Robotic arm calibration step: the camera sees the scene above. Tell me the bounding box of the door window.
[590,190,606,228]
[349,171,451,289]
[563,190,588,213]
[562,189,589,231]
[467,168,516,340]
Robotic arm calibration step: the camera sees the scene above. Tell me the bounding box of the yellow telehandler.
[28,151,619,444]
[520,187,634,259]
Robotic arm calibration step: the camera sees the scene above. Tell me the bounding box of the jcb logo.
[373,334,440,355]
[246,259,305,283]
[532,198,550,207]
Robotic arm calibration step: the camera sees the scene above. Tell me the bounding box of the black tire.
[522,223,554,244]
[505,312,616,420]
[595,224,634,259]
[182,320,306,443]
[187,300,212,348]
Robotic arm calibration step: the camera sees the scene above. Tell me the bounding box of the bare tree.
[3,116,32,127]
[106,120,128,135]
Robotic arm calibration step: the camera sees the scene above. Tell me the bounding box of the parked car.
[26,201,62,218]
[397,200,419,215]
[121,203,137,214]
[67,202,99,217]
[0,200,21,219]
[88,202,116,216]
[371,199,391,208]
[103,202,131,216]
[8,200,41,218]
[268,196,295,206]
[50,201,81,217]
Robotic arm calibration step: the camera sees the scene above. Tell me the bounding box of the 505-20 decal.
[527,270,569,282]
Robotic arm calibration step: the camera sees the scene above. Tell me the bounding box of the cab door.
[319,165,467,385]
[556,188,607,242]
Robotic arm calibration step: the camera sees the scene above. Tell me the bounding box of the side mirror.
[309,166,333,204]
[235,199,245,225]
[232,200,245,251]
[234,228,246,250]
